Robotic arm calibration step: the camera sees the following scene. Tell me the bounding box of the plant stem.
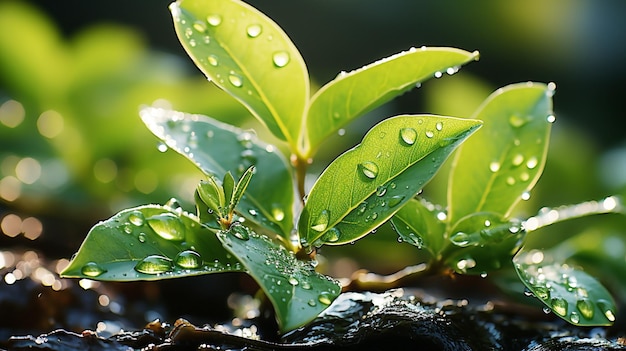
[291,154,311,205]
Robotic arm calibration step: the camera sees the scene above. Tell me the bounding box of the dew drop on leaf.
[271,205,285,221]
[231,225,250,241]
[123,224,133,234]
[512,154,524,167]
[128,211,145,226]
[301,281,312,290]
[597,299,616,322]
[206,14,222,26]
[570,311,580,324]
[318,292,333,305]
[359,161,379,179]
[387,195,405,208]
[175,250,202,269]
[207,55,219,66]
[576,299,594,319]
[246,24,262,38]
[138,233,147,243]
[311,210,330,232]
[425,131,434,138]
[509,114,528,128]
[534,286,550,300]
[435,122,443,131]
[357,202,367,215]
[526,156,538,169]
[322,227,341,243]
[308,299,317,307]
[399,128,417,145]
[81,262,107,277]
[228,73,243,87]
[193,20,207,33]
[489,161,501,172]
[147,213,185,241]
[450,232,471,247]
[288,277,299,286]
[135,255,173,274]
[551,297,568,316]
[272,51,290,68]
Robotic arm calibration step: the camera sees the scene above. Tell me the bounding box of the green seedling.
[62,0,624,333]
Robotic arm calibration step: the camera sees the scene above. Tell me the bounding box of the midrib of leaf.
[212,29,295,147]
[471,142,514,217]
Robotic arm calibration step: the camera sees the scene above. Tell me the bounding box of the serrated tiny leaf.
[299,115,481,247]
[448,82,554,226]
[303,47,479,156]
[514,250,617,326]
[61,204,242,281]
[217,226,341,332]
[140,107,294,239]
[171,0,309,149]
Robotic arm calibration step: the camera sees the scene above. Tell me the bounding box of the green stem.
[291,154,310,205]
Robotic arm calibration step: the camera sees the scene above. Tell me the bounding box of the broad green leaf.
[299,115,482,247]
[217,225,341,333]
[390,197,446,256]
[61,204,243,281]
[514,250,616,326]
[448,82,554,226]
[140,106,294,239]
[171,0,309,149]
[442,212,525,274]
[303,47,479,156]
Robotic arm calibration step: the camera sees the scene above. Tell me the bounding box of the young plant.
[61,0,623,333]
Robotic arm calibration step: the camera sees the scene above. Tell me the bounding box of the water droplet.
[248,209,258,216]
[81,262,107,277]
[311,210,330,232]
[526,156,538,169]
[576,299,594,319]
[157,142,168,152]
[288,277,299,286]
[318,292,333,305]
[272,51,290,68]
[359,161,379,179]
[307,299,317,307]
[509,115,528,128]
[521,191,531,201]
[534,286,550,300]
[231,225,250,240]
[207,14,222,26]
[322,227,341,243]
[597,299,615,322]
[570,311,580,324]
[356,202,367,215]
[123,224,133,234]
[547,115,556,123]
[128,211,145,226]
[435,122,443,131]
[175,250,202,269]
[271,205,285,221]
[512,154,524,166]
[387,195,405,208]
[434,71,443,78]
[450,232,471,247]
[506,177,516,185]
[373,186,386,198]
[228,72,243,87]
[489,161,501,172]
[551,297,568,316]
[135,255,172,274]
[165,198,182,211]
[147,213,186,241]
[425,131,434,138]
[246,24,262,38]
[399,128,417,145]
[301,281,312,290]
[193,20,208,33]
[456,258,476,271]
[207,55,219,66]
[138,233,146,243]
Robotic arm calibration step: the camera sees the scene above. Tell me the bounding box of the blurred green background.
[1,0,625,294]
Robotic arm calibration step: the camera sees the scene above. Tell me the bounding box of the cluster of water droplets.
[449,215,523,248]
[171,4,292,94]
[517,250,616,324]
[223,227,340,309]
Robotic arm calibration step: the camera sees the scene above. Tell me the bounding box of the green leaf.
[303,47,479,156]
[390,197,446,256]
[514,250,617,326]
[140,106,294,239]
[299,115,482,247]
[447,82,554,226]
[231,165,255,211]
[197,177,226,216]
[171,0,309,149]
[223,172,235,210]
[217,225,341,333]
[60,204,243,281]
[442,212,525,274]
